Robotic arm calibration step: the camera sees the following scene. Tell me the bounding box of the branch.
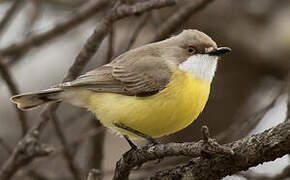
[121,12,151,53]
[0,137,12,154]
[152,0,214,42]
[0,0,24,41]
[106,26,115,63]
[113,126,233,180]
[50,112,81,180]
[0,59,28,135]
[0,0,110,59]
[152,118,290,179]
[0,130,52,180]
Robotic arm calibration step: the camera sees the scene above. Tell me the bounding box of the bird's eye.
[187,46,196,54]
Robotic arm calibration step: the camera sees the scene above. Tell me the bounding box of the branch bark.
[113,126,233,180]
[152,118,290,179]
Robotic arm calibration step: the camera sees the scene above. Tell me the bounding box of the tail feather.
[10,88,64,111]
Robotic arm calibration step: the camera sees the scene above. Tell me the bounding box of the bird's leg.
[123,135,137,150]
[114,122,159,146]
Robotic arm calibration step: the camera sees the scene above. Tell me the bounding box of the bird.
[10,29,231,149]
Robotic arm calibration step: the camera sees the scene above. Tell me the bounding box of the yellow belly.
[78,69,210,138]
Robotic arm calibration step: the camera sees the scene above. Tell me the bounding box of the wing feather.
[60,56,172,96]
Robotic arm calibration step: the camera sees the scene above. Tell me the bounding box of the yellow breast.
[79,68,211,138]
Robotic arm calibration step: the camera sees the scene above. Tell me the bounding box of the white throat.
[178,54,218,82]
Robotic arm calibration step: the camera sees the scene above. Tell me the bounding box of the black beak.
[208,47,231,56]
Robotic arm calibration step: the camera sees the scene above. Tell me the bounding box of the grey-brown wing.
[60,56,172,96]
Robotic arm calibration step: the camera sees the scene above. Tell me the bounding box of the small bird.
[10,29,231,148]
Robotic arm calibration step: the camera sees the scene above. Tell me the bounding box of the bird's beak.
[208,47,231,56]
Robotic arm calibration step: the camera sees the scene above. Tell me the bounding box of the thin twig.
[0,59,28,136]
[152,0,214,42]
[50,112,81,180]
[122,12,151,53]
[0,0,24,41]
[0,0,111,60]
[23,0,43,36]
[0,138,12,154]
[86,118,105,171]
[0,130,52,180]
[106,26,115,63]
[216,85,283,142]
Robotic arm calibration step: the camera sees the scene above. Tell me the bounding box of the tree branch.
[152,118,290,179]
[50,112,81,180]
[113,126,233,180]
[0,0,24,41]
[0,130,52,180]
[0,0,110,60]
[152,0,214,42]
[0,59,28,136]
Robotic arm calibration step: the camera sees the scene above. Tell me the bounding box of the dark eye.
[187,46,196,54]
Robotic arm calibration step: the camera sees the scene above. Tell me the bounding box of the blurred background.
[0,0,289,179]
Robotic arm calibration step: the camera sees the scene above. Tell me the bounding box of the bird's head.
[161,29,231,82]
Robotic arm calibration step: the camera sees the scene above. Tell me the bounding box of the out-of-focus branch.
[0,130,52,180]
[0,59,28,136]
[0,0,111,60]
[106,26,114,63]
[86,118,105,171]
[50,112,81,180]
[113,126,233,180]
[121,12,151,53]
[23,0,43,36]
[152,117,290,179]
[0,0,24,41]
[0,138,12,154]
[152,0,214,42]
[215,91,281,142]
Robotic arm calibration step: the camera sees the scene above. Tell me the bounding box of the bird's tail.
[10,88,64,111]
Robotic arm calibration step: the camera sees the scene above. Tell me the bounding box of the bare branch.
[0,0,24,41]
[121,12,151,53]
[0,130,52,180]
[106,26,115,63]
[0,59,28,135]
[0,138,12,154]
[113,126,232,180]
[215,90,281,142]
[152,0,214,42]
[23,0,43,36]
[50,112,81,180]
[0,0,111,59]
[152,118,290,179]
